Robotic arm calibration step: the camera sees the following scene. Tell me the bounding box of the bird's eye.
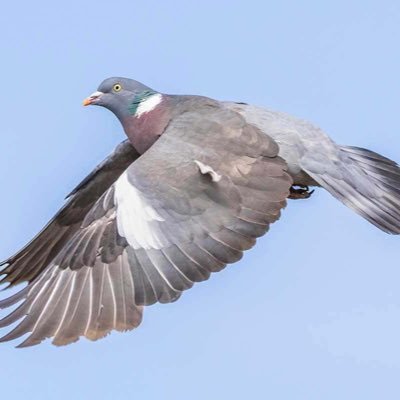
[113,83,122,92]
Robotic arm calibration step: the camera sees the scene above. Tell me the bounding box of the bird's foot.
[288,185,315,200]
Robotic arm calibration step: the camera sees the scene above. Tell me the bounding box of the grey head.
[83,77,157,122]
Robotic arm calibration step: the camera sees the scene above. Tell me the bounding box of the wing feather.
[0,140,139,286]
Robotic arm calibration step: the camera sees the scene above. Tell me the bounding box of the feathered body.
[0,76,399,347]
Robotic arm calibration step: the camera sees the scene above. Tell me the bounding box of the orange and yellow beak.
[82,91,104,106]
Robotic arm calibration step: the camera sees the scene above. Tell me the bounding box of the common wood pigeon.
[1,77,398,347]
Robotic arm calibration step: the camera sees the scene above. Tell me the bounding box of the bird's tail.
[309,145,400,234]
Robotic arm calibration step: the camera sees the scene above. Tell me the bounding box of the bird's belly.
[287,165,319,187]
[277,143,319,186]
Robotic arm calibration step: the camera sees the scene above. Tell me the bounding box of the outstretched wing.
[0,99,292,347]
[0,140,140,287]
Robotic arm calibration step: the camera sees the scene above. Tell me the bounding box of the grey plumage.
[0,95,290,346]
[0,76,399,347]
[228,103,400,233]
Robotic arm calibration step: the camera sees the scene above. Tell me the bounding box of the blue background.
[0,1,399,399]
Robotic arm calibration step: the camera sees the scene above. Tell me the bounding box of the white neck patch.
[135,93,163,118]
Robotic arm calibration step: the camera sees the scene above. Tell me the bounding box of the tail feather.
[341,146,400,193]
[305,145,400,234]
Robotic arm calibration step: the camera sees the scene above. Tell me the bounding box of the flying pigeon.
[1,77,399,348]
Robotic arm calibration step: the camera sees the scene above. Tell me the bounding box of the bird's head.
[83,77,156,121]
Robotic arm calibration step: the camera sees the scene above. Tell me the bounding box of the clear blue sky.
[0,1,399,399]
